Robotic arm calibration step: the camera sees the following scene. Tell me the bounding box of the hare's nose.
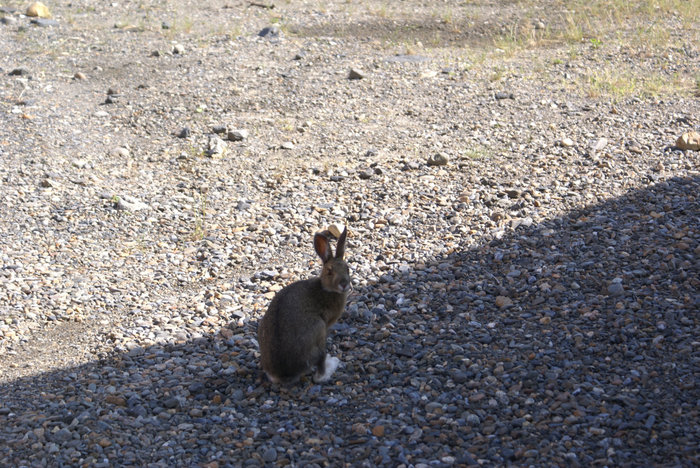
[339,279,352,292]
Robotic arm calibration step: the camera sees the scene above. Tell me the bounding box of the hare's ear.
[335,226,347,259]
[314,232,333,263]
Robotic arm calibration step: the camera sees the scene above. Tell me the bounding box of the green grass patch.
[583,66,695,100]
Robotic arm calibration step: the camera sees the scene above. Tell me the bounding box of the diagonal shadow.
[0,176,697,466]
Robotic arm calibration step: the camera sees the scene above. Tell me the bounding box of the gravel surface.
[1,0,699,466]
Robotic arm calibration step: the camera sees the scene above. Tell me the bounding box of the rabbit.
[258,226,351,384]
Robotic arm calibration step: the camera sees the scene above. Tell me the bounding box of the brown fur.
[258,228,350,384]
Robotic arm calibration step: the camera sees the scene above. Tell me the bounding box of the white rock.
[110,147,130,158]
[592,137,608,152]
[206,135,226,158]
[327,223,345,238]
[115,195,149,211]
[560,138,575,147]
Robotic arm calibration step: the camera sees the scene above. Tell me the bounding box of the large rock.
[327,223,345,238]
[427,152,449,166]
[676,131,700,151]
[206,135,226,158]
[26,2,50,18]
[348,68,365,80]
[227,129,249,141]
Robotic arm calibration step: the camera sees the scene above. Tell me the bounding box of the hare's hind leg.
[313,354,340,383]
[309,320,339,383]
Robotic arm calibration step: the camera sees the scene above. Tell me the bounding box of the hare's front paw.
[313,355,340,383]
[265,372,281,384]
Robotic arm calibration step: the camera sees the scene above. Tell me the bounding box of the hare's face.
[321,259,352,294]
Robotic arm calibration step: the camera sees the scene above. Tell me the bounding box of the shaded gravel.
[1,0,699,466]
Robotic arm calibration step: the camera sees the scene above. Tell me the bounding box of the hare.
[258,227,351,384]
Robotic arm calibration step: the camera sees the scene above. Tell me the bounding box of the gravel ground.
[1,0,699,466]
